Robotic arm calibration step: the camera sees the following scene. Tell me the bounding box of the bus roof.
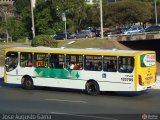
[4,47,154,56]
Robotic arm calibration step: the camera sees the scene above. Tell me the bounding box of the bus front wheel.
[22,76,34,90]
[86,81,99,96]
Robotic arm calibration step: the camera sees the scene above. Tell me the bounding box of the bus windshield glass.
[5,52,18,72]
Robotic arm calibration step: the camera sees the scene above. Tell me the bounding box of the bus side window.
[66,54,83,70]
[118,56,134,73]
[84,55,102,71]
[34,53,48,68]
[20,52,33,67]
[50,54,59,68]
[103,56,117,72]
[50,54,65,69]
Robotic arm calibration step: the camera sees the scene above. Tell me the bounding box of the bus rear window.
[140,54,156,67]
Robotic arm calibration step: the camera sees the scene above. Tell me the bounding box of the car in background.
[90,29,100,37]
[145,25,160,32]
[103,30,112,36]
[74,30,94,39]
[53,33,75,40]
[104,27,127,36]
[124,26,144,35]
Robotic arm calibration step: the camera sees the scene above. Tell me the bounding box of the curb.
[151,76,160,89]
[0,66,4,78]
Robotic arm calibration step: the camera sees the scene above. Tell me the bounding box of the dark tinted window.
[50,54,65,69]
[20,52,33,67]
[103,56,117,72]
[84,55,102,71]
[118,57,134,73]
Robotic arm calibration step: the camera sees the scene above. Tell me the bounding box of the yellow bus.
[4,47,156,95]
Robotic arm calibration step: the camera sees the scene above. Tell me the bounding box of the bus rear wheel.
[22,76,34,90]
[86,81,99,96]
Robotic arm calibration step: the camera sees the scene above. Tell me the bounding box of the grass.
[57,38,116,49]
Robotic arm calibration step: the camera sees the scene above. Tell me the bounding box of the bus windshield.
[5,52,18,72]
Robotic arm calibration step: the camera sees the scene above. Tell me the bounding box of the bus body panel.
[135,52,156,91]
[5,66,135,91]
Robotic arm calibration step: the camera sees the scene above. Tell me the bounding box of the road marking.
[51,112,118,120]
[45,98,87,104]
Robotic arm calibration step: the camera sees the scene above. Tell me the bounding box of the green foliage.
[31,35,58,47]
[13,0,30,13]
[20,7,32,39]
[103,0,152,26]
[85,5,100,27]
[35,0,53,34]
[53,22,64,33]
[7,18,28,41]
[8,0,160,41]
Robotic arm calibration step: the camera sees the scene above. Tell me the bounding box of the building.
[0,0,15,17]
[0,0,15,5]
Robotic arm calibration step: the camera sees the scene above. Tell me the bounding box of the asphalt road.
[0,78,160,120]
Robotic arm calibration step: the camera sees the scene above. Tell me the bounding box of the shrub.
[31,35,58,47]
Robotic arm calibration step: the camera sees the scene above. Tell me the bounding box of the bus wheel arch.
[21,75,34,90]
[85,80,100,96]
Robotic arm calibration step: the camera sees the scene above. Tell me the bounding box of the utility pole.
[0,7,8,43]
[100,0,103,39]
[4,11,9,44]
[155,0,158,25]
[62,12,67,40]
[31,0,35,38]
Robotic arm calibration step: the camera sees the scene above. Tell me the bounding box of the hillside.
[57,38,131,50]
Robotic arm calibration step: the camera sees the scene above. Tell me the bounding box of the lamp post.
[62,12,67,40]
[155,0,158,25]
[31,0,35,38]
[0,7,8,43]
[100,0,103,39]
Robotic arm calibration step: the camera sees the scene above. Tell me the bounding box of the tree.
[85,4,100,28]
[103,0,152,27]
[13,0,30,13]
[31,35,58,47]
[35,0,54,35]
[13,0,31,39]
[50,0,88,30]
[7,18,28,41]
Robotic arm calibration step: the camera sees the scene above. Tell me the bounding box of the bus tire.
[22,76,34,90]
[86,81,99,96]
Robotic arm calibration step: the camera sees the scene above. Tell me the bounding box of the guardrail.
[108,32,160,41]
